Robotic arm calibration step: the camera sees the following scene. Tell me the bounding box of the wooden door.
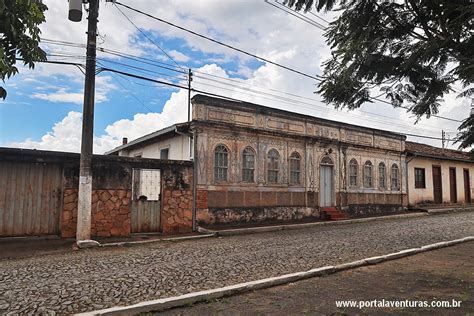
[432,166,442,204]
[464,169,471,203]
[319,165,333,207]
[449,167,457,203]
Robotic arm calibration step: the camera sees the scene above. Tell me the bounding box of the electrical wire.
[113,3,187,72]
[112,2,463,124]
[265,0,327,30]
[113,1,323,82]
[26,57,456,141]
[39,40,461,132]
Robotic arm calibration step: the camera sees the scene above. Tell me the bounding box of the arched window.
[364,161,373,188]
[289,152,301,184]
[242,147,255,183]
[379,162,386,189]
[214,145,229,182]
[321,156,334,165]
[391,164,400,190]
[267,149,280,183]
[349,159,358,187]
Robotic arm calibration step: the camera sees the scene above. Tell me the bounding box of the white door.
[320,165,333,207]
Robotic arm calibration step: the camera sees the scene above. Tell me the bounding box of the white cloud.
[9,111,83,152]
[30,75,117,104]
[169,50,191,63]
[6,0,471,152]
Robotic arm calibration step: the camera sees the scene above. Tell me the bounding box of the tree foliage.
[285,0,474,151]
[0,0,47,99]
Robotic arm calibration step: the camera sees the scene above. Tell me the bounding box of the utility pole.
[441,130,445,150]
[187,68,193,122]
[76,0,99,243]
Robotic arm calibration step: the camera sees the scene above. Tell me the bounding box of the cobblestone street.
[0,212,473,314]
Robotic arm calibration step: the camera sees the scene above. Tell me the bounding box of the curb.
[426,207,474,215]
[99,233,216,248]
[76,236,474,316]
[198,212,429,236]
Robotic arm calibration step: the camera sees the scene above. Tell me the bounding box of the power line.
[40,37,463,124]
[191,72,457,132]
[28,57,456,142]
[42,38,188,75]
[97,58,187,81]
[112,1,323,82]
[113,3,186,71]
[264,0,326,30]
[39,46,459,133]
[110,2,463,124]
[38,53,454,135]
[192,80,448,136]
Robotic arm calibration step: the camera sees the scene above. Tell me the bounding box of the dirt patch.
[161,242,474,315]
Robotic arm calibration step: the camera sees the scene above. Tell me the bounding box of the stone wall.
[160,167,194,234]
[61,155,193,238]
[61,189,132,238]
[197,206,319,227]
[346,204,404,217]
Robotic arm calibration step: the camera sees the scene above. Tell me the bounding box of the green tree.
[0,0,47,99]
[285,0,474,151]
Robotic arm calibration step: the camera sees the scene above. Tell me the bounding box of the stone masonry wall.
[197,206,319,227]
[160,167,194,234]
[61,189,132,238]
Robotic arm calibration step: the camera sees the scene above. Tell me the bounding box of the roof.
[405,141,473,163]
[105,122,190,155]
[191,94,406,140]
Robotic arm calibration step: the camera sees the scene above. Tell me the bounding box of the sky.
[0,0,471,154]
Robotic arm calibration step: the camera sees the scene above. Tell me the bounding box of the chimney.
[122,137,128,145]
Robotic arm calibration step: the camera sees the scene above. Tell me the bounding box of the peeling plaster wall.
[192,97,407,225]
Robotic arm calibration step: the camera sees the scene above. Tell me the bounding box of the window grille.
[349,159,358,187]
[242,147,255,183]
[132,168,161,201]
[379,162,386,189]
[214,145,229,182]
[364,161,373,188]
[391,164,400,190]
[289,152,301,184]
[267,149,280,183]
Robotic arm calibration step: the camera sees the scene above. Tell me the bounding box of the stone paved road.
[0,212,473,314]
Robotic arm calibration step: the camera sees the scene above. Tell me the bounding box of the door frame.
[463,168,471,204]
[449,167,457,203]
[319,157,334,207]
[432,165,442,204]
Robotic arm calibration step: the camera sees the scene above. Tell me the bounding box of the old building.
[109,94,408,227]
[406,141,473,206]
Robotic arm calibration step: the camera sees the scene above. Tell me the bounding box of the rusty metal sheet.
[0,162,62,237]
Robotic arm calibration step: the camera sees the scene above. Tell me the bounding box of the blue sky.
[0,0,470,153]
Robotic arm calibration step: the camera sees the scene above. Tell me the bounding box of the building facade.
[192,95,407,226]
[406,141,473,206]
[109,95,409,226]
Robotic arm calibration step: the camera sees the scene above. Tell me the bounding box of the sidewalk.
[0,232,209,260]
[160,241,474,315]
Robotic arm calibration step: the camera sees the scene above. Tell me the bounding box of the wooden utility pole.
[76,0,99,242]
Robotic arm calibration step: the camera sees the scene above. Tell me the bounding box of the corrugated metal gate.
[0,161,62,236]
[131,169,161,233]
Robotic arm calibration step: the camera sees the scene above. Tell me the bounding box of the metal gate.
[0,161,62,237]
[131,168,161,233]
